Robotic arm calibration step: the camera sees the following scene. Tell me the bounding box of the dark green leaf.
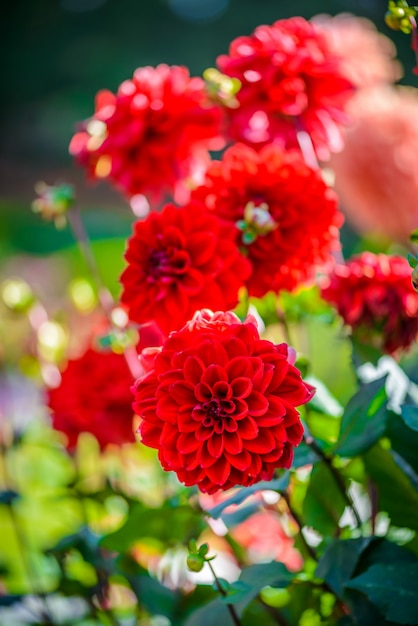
[346,563,418,624]
[128,573,177,618]
[387,412,418,474]
[302,462,346,535]
[364,445,418,531]
[0,490,19,505]
[185,597,235,626]
[358,538,417,574]
[207,473,289,519]
[292,441,320,468]
[333,377,389,457]
[400,404,418,431]
[316,538,374,596]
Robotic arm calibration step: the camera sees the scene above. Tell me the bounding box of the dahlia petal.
[198,441,218,467]
[201,364,228,386]
[195,382,213,402]
[246,390,269,416]
[207,434,224,458]
[244,427,276,453]
[225,449,252,471]
[255,395,286,426]
[198,340,228,368]
[226,356,253,379]
[169,381,196,405]
[286,420,304,446]
[231,377,253,399]
[195,425,214,442]
[183,356,205,385]
[156,395,178,423]
[206,456,231,486]
[177,432,201,454]
[223,431,243,454]
[238,415,259,439]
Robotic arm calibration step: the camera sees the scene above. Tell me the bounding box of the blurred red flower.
[69,64,223,204]
[48,324,162,451]
[217,17,353,160]
[132,310,315,494]
[192,143,342,297]
[120,202,251,335]
[48,348,135,451]
[330,86,418,243]
[321,253,418,354]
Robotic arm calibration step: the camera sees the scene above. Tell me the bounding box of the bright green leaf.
[333,377,389,457]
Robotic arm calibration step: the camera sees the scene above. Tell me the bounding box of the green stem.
[303,435,362,528]
[206,560,242,626]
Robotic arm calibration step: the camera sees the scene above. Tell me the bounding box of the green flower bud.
[186,554,205,573]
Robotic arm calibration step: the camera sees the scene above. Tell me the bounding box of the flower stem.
[303,434,362,528]
[206,560,242,626]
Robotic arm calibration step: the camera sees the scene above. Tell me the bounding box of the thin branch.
[206,560,242,626]
[303,435,362,528]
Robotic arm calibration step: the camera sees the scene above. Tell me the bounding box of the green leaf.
[224,562,294,612]
[302,462,346,535]
[0,490,19,505]
[185,597,235,626]
[333,377,389,457]
[345,563,418,624]
[400,404,418,431]
[101,503,203,551]
[364,445,418,530]
[207,473,289,519]
[386,412,418,474]
[316,538,374,597]
[407,253,418,269]
[293,441,320,468]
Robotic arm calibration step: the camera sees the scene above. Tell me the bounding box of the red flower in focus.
[120,202,251,334]
[192,143,342,297]
[48,349,135,451]
[48,325,162,451]
[321,253,418,354]
[132,310,315,494]
[217,17,354,160]
[69,64,223,204]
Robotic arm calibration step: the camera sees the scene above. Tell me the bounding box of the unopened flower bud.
[186,554,205,573]
[32,182,75,228]
[203,67,241,108]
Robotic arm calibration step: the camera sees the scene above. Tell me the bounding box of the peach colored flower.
[312,14,402,89]
[330,86,418,242]
[231,509,303,571]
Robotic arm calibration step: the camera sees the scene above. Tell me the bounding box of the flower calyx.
[203,67,241,109]
[186,540,215,573]
[236,200,278,244]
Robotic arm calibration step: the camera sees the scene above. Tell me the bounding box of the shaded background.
[1,0,416,257]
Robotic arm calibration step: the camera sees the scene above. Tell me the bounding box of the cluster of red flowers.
[321,253,418,354]
[49,15,417,493]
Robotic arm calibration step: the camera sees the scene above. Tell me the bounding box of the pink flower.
[132,310,314,494]
[312,14,402,89]
[330,86,418,242]
[216,17,354,160]
[321,253,418,355]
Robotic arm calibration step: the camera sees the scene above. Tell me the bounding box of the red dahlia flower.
[132,310,315,494]
[48,348,136,451]
[120,202,251,334]
[217,17,354,160]
[321,253,418,354]
[191,143,342,297]
[69,64,223,203]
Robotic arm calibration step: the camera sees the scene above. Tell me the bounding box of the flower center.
[147,247,191,281]
[236,200,278,244]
